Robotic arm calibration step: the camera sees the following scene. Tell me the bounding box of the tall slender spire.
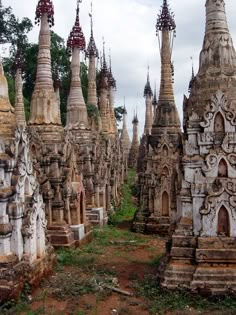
[0,55,15,138]
[13,49,26,127]
[152,84,158,122]
[108,51,117,135]
[188,57,195,93]
[66,0,89,130]
[128,111,139,168]
[152,0,180,132]
[86,1,99,110]
[144,67,153,135]
[121,98,130,157]
[29,0,61,125]
[99,39,110,133]
[199,0,236,74]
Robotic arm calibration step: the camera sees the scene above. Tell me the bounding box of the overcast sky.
[4,0,236,138]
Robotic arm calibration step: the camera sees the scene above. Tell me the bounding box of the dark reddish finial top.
[35,0,54,27]
[156,0,176,32]
[99,39,109,89]
[67,0,86,52]
[144,67,153,97]
[132,113,139,124]
[12,49,24,73]
[108,53,116,90]
[152,84,158,107]
[188,57,195,93]
[86,2,99,58]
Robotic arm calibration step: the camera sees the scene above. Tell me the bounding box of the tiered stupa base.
[133,210,171,236]
[162,218,236,295]
[0,245,55,303]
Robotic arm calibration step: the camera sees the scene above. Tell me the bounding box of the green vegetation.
[109,169,137,225]
[134,274,236,315]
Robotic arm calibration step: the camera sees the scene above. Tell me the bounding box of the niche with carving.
[217,206,230,236]
[214,112,225,133]
[162,191,169,217]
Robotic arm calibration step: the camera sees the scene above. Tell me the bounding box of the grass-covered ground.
[1,170,236,314]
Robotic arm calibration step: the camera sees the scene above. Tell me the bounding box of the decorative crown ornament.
[156,0,176,32]
[35,0,54,27]
[67,0,86,52]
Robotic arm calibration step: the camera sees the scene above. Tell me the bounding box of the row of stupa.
[0,0,128,301]
[134,0,236,295]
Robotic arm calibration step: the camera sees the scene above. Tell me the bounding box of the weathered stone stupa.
[0,55,54,302]
[120,102,131,159]
[133,0,182,235]
[128,112,139,168]
[144,68,153,136]
[162,0,236,295]
[29,0,90,247]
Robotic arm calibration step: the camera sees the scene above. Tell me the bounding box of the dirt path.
[19,224,166,315]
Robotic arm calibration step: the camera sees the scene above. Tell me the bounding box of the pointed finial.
[108,49,116,89]
[152,82,158,106]
[144,66,153,97]
[109,48,112,70]
[89,1,93,32]
[67,0,85,52]
[86,1,98,58]
[102,37,108,72]
[188,56,195,93]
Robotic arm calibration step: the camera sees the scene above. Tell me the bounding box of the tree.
[0,4,32,50]
[114,106,124,123]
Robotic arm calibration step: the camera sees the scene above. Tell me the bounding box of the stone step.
[191,280,236,289]
[86,213,99,221]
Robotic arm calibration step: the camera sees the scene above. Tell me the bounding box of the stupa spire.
[13,49,26,127]
[152,84,158,122]
[86,1,99,112]
[86,1,98,58]
[199,0,236,73]
[29,0,61,125]
[188,57,195,93]
[153,0,180,132]
[66,0,89,130]
[99,39,110,133]
[0,53,15,139]
[144,66,153,135]
[108,51,117,135]
[128,110,139,168]
[121,98,131,157]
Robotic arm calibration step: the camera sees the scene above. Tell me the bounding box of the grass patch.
[57,248,96,270]
[134,274,236,314]
[109,169,137,225]
[93,225,146,247]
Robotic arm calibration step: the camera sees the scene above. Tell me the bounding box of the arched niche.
[162,191,169,217]
[214,112,225,133]
[162,166,169,177]
[217,206,230,237]
[218,159,228,177]
[163,145,168,157]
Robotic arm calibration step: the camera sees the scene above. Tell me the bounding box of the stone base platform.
[162,235,236,295]
[47,224,75,248]
[132,211,171,236]
[86,207,107,226]
[0,245,55,303]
